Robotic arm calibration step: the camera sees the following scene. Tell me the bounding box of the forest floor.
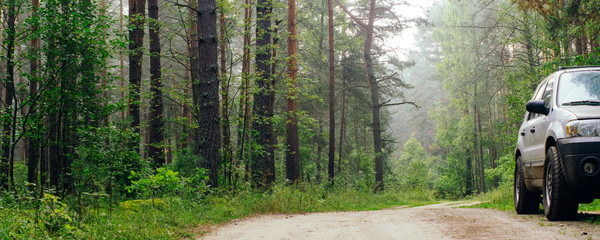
[198,201,600,240]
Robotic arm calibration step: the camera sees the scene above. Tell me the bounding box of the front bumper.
[557,137,600,190]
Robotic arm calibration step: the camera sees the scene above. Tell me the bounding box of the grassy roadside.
[0,184,437,239]
[471,183,600,223]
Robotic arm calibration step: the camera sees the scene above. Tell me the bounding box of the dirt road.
[200,202,600,240]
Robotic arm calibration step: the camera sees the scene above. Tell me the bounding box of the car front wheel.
[514,156,540,214]
[543,146,578,221]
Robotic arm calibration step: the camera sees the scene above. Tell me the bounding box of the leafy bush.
[128,167,210,200]
[128,168,181,199]
[172,149,201,178]
[485,153,515,187]
[74,122,143,199]
[389,134,436,192]
[36,193,86,237]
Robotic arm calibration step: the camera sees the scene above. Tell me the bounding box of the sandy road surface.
[200,202,600,240]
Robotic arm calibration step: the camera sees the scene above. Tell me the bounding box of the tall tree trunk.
[39,143,47,197]
[61,115,75,194]
[465,148,473,196]
[195,0,221,188]
[27,0,41,191]
[364,0,384,192]
[316,118,323,183]
[327,0,335,183]
[251,0,275,188]
[120,0,126,120]
[337,54,346,172]
[285,0,300,183]
[237,0,252,171]
[0,0,16,190]
[473,83,485,193]
[186,0,199,149]
[476,106,485,192]
[128,0,145,144]
[48,110,61,190]
[472,99,479,192]
[219,0,233,187]
[336,0,384,191]
[487,105,496,167]
[148,0,165,167]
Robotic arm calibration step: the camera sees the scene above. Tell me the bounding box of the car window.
[533,80,548,101]
[542,75,555,108]
[527,78,549,120]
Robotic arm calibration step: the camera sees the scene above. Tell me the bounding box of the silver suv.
[514,66,600,221]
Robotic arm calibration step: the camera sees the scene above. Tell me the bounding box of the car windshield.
[557,71,600,106]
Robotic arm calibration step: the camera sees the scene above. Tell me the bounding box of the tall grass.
[472,183,513,211]
[0,183,437,239]
[473,182,600,225]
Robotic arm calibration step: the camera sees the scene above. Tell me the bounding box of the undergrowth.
[472,183,513,211]
[0,183,436,239]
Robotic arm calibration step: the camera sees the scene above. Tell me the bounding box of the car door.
[529,75,555,178]
[531,76,555,160]
[520,78,549,163]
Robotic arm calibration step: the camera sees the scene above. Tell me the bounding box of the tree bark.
[476,106,485,192]
[27,0,41,191]
[336,0,384,192]
[285,0,300,183]
[473,83,485,193]
[186,0,199,149]
[148,0,165,167]
[120,0,126,121]
[237,0,252,171]
[327,0,335,183]
[316,118,323,183]
[337,54,346,172]
[128,0,145,141]
[195,0,221,188]
[364,0,384,192]
[219,0,233,186]
[487,105,496,168]
[0,0,16,190]
[251,0,275,188]
[465,148,473,196]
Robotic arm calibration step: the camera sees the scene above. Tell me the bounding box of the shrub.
[127,167,210,200]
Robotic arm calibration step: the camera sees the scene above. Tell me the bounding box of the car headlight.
[566,120,600,137]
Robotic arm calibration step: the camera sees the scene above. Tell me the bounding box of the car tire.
[543,146,578,221]
[514,156,540,214]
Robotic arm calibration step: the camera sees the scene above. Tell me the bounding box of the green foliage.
[128,167,210,200]
[74,123,142,197]
[128,168,180,199]
[390,134,435,192]
[2,183,437,239]
[172,149,201,178]
[37,194,78,235]
[473,183,514,211]
[120,199,168,212]
[0,193,84,238]
[485,154,515,187]
[0,208,39,239]
[249,183,435,214]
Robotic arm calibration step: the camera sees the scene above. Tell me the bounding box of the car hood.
[561,106,600,120]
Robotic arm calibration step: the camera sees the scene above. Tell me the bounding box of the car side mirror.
[526,100,549,115]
